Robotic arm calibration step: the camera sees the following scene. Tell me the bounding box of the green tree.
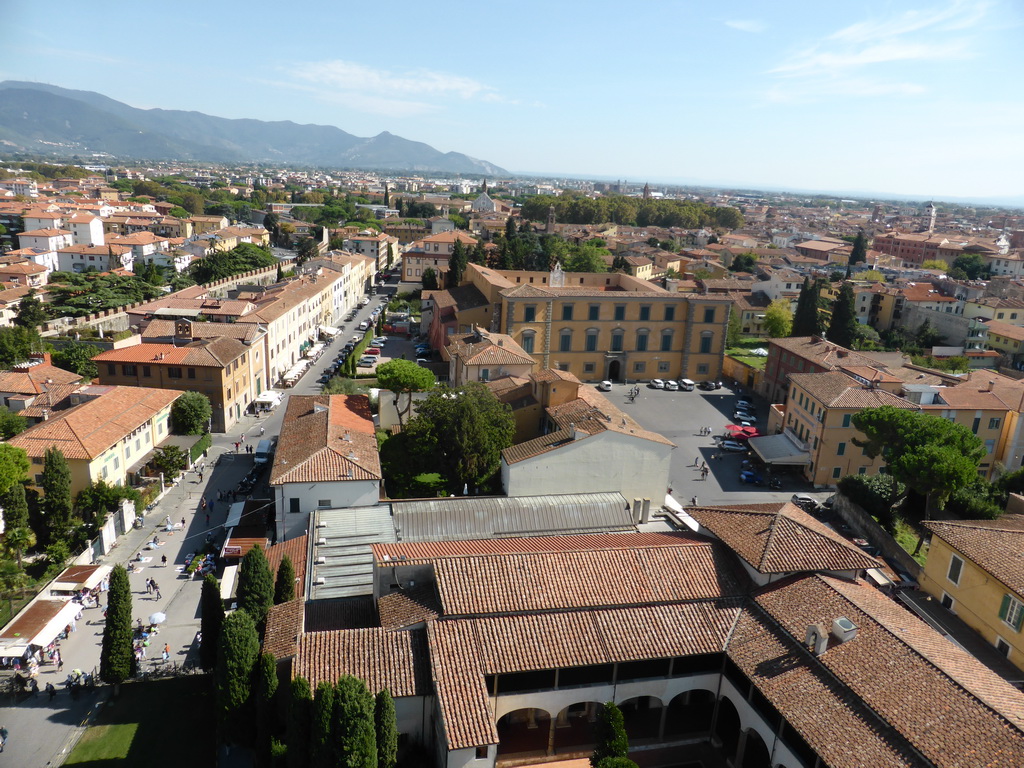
[726,306,742,347]
[791,278,821,337]
[168,206,190,219]
[386,242,395,269]
[376,359,436,429]
[762,299,793,338]
[187,242,277,285]
[421,268,439,291]
[311,682,336,768]
[100,565,134,689]
[0,407,27,439]
[182,192,205,216]
[1,481,29,530]
[276,262,284,283]
[297,237,319,264]
[216,609,260,744]
[409,382,515,493]
[375,689,398,768]
[922,259,947,271]
[915,319,945,350]
[826,283,858,348]
[448,239,468,287]
[51,342,101,379]
[0,445,28,501]
[153,444,188,481]
[287,677,313,768]
[171,391,213,434]
[591,702,630,767]
[200,573,225,671]
[41,446,73,544]
[14,290,49,328]
[274,554,296,604]
[332,675,377,768]
[729,252,758,273]
[563,243,610,273]
[2,526,34,569]
[849,231,868,265]
[237,544,274,628]
[0,326,41,368]
[74,480,140,526]
[255,652,279,767]
[951,253,988,280]
[856,268,885,282]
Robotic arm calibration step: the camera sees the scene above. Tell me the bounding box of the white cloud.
[765,1,988,101]
[725,19,765,33]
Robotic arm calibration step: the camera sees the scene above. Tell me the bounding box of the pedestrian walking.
[162,643,170,662]
[691,496,698,506]
[46,682,56,701]
[145,578,153,595]
[161,555,167,566]
[240,433,245,443]
[260,426,265,436]
[55,650,63,672]
[201,498,207,512]
[198,471,203,483]
[701,460,707,470]
[153,581,161,600]
[693,457,699,467]
[180,517,185,529]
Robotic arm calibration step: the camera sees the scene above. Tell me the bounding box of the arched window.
[559,328,572,353]
[611,329,624,352]
[635,328,649,352]
[585,328,599,352]
[661,329,674,351]
[699,330,713,354]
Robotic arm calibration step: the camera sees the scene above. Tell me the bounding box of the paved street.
[609,381,824,508]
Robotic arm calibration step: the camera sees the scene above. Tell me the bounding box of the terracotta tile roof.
[930,386,1009,410]
[263,598,304,660]
[7,386,180,460]
[93,337,248,368]
[270,395,381,485]
[378,585,442,630]
[769,336,882,371]
[925,516,1024,597]
[754,575,1024,766]
[426,621,498,749]
[502,428,578,464]
[446,330,533,366]
[689,503,880,574]
[141,319,264,344]
[0,360,81,395]
[983,319,1024,343]
[59,243,131,256]
[265,534,308,602]
[546,386,675,447]
[789,371,918,410]
[19,228,71,237]
[294,627,429,696]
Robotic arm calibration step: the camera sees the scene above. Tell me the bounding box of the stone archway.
[714,696,742,761]
[607,359,622,382]
[619,695,664,743]
[551,701,603,755]
[665,688,716,739]
[740,728,772,768]
[497,708,552,759]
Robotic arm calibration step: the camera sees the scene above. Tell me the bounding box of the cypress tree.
[255,652,279,768]
[41,446,73,543]
[216,609,260,745]
[375,688,398,768]
[590,702,629,767]
[311,682,336,768]
[200,573,224,671]
[1,481,29,530]
[274,555,296,605]
[287,676,313,768]
[826,283,859,349]
[448,239,467,287]
[332,675,377,768]
[850,231,868,265]
[99,564,134,689]
[791,278,822,337]
[237,544,274,629]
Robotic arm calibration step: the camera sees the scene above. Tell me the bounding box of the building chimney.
[831,616,858,644]
[641,498,651,524]
[632,498,642,524]
[805,624,828,656]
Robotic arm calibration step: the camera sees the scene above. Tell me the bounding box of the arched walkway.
[714,696,742,761]
[665,689,715,738]
[551,701,603,754]
[619,696,664,742]
[497,708,552,759]
[740,728,772,768]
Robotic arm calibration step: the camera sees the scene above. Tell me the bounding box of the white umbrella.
[148,612,167,625]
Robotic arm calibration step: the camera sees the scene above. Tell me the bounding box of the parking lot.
[609,381,825,507]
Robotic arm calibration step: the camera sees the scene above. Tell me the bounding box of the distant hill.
[0,81,508,175]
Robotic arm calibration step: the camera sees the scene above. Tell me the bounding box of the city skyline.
[2,0,1022,202]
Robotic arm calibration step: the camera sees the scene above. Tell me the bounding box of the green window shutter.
[1016,607,1024,633]
[999,594,1011,622]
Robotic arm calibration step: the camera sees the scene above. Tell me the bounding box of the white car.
[664,380,680,391]
[648,379,666,389]
[597,380,613,392]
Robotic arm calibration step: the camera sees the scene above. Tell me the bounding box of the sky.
[2,0,1022,202]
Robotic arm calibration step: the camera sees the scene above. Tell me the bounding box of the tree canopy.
[0,407,27,440]
[51,342,101,380]
[237,544,274,628]
[591,702,630,767]
[188,243,277,284]
[849,231,868,265]
[520,193,742,230]
[791,278,822,337]
[46,272,165,317]
[41,447,73,544]
[14,290,49,328]
[0,326,42,368]
[171,391,212,435]
[825,283,858,348]
[421,268,439,291]
[763,299,793,338]
[950,253,988,281]
[100,565,134,685]
[729,252,758,273]
[274,554,296,604]
[375,359,436,428]
[216,609,260,744]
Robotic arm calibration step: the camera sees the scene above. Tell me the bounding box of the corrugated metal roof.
[310,506,397,601]
[391,492,635,542]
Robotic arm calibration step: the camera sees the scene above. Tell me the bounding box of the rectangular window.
[639,305,651,321]
[289,498,300,514]
[947,554,963,585]
[842,414,851,427]
[858,466,867,475]
[832,467,842,479]
[583,363,596,373]
[636,334,648,352]
[122,364,136,376]
[633,362,646,373]
[317,499,332,508]
[699,336,712,354]
[476,746,488,760]
[107,364,115,376]
[664,305,675,321]
[837,442,846,456]
[997,637,1012,657]
[941,593,955,611]
[523,305,536,322]
[1000,594,1024,631]
[614,305,626,321]
[697,363,708,374]
[588,304,600,321]
[480,369,490,381]
[142,366,151,378]
[660,333,672,352]
[168,367,182,379]
[972,417,981,434]
[561,304,574,321]
[559,333,571,352]
[703,307,716,323]
[187,368,196,379]
[990,417,1002,429]
[658,361,670,372]
[585,333,597,352]
[521,335,535,354]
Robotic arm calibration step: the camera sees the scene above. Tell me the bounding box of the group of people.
[626,386,641,402]
[144,578,162,600]
[697,425,715,436]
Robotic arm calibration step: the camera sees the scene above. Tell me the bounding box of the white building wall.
[275,479,380,516]
[501,431,673,503]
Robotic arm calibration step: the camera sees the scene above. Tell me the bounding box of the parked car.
[371,337,387,346]
[649,379,666,389]
[364,347,382,356]
[791,493,821,510]
[318,373,332,384]
[698,381,717,391]
[739,470,763,484]
[597,380,613,392]
[736,397,754,409]
[733,411,756,422]
[357,356,376,367]
[415,357,431,365]
[664,380,679,391]
[678,378,695,391]
[720,440,748,452]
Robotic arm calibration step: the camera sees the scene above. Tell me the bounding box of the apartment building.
[401,230,479,285]
[92,326,259,432]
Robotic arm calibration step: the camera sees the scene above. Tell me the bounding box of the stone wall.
[833,492,921,578]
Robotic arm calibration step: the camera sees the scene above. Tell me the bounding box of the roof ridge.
[757,510,788,570]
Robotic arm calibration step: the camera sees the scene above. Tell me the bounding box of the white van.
[357,320,370,331]
[254,439,274,465]
[678,378,696,391]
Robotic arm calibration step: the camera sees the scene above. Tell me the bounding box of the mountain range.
[0,81,508,175]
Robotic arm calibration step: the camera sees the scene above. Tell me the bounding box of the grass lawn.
[893,518,929,566]
[726,336,769,370]
[64,676,215,767]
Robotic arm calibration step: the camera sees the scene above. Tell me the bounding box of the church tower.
[546,205,556,234]
[642,182,651,200]
[926,202,937,232]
